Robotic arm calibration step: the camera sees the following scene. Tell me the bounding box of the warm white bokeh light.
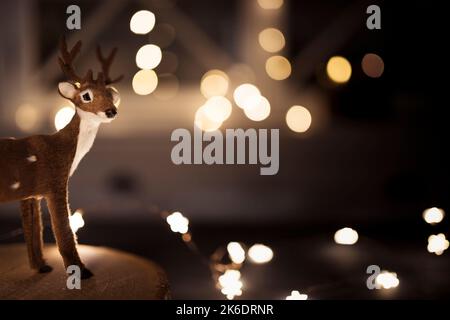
[326,56,352,84]
[286,105,312,133]
[203,96,232,123]
[166,211,189,234]
[227,242,246,264]
[218,270,243,300]
[233,84,261,109]
[130,10,156,35]
[69,210,85,234]
[136,44,162,69]
[334,227,358,245]
[376,271,399,289]
[423,207,445,225]
[15,104,40,132]
[132,69,158,95]
[248,244,273,264]
[362,53,384,78]
[427,234,449,255]
[195,106,222,132]
[54,106,75,131]
[286,290,308,300]
[258,28,285,53]
[200,69,229,98]
[257,0,283,10]
[265,55,291,80]
[244,96,271,121]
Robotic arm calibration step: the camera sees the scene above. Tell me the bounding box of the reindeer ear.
[58,82,78,99]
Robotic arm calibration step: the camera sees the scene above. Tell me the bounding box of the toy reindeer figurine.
[0,37,122,279]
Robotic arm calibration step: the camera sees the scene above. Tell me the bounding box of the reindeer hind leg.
[20,198,53,273]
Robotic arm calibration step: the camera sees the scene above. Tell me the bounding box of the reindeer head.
[57,37,123,123]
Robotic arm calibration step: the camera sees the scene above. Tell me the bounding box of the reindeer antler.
[58,36,93,83]
[96,46,124,85]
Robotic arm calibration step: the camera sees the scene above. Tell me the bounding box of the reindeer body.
[0,38,122,278]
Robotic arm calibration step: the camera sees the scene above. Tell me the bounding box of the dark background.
[0,0,449,299]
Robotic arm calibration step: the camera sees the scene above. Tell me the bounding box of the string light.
[427,234,449,255]
[166,211,189,234]
[69,210,85,233]
[248,244,273,264]
[54,106,75,131]
[286,290,308,300]
[132,69,158,95]
[258,28,285,53]
[15,103,40,132]
[265,55,291,80]
[233,84,261,110]
[227,242,246,264]
[423,207,445,225]
[334,227,358,245]
[326,56,352,84]
[286,105,312,133]
[362,53,384,78]
[195,105,223,132]
[136,44,162,70]
[200,70,229,98]
[203,96,232,123]
[257,0,283,10]
[375,271,399,289]
[130,10,156,35]
[243,96,271,121]
[218,270,243,300]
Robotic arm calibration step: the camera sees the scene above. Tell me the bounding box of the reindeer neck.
[55,109,101,177]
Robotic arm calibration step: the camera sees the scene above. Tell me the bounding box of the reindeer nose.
[105,108,117,118]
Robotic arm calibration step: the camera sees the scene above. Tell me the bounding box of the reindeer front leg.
[20,198,52,273]
[46,190,93,279]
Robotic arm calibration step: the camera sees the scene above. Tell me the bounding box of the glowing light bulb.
[334,227,358,245]
[286,290,308,300]
[132,69,158,95]
[200,70,229,98]
[203,96,232,123]
[195,105,223,132]
[130,10,155,35]
[258,28,285,53]
[265,56,291,80]
[423,207,445,225]
[69,210,85,233]
[227,242,246,264]
[362,53,384,78]
[375,271,399,289]
[233,84,261,110]
[136,44,162,69]
[427,234,449,255]
[257,0,283,10]
[286,105,312,133]
[248,244,273,264]
[54,106,75,131]
[218,270,243,300]
[244,96,271,121]
[15,104,40,132]
[166,211,189,234]
[326,56,352,84]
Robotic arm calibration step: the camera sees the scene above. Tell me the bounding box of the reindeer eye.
[80,89,93,103]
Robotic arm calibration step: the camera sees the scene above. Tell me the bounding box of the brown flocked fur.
[0,37,122,279]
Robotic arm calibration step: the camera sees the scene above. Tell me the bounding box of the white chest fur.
[70,109,101,176]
